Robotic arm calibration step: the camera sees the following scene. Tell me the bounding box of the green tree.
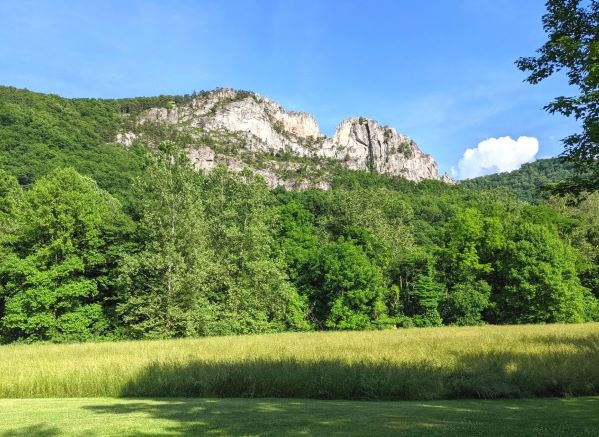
[201,166,307,334]
[547,191,599,303]
[0,169,22,238]
[491,223,591,323]
[516,0,598,196]
[319,189,414,272]
[276,200,321,285]
[0,170,23,340]
[437,209,498,325]
[302,239,390,330]
[0,168,133,342]
[441,281,491,326]
[391,250,444,327]
[117,142,213,339]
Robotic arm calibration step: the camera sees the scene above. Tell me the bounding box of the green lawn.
[1,397,598,436]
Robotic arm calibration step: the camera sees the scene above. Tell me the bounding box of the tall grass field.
[2,323,598,400]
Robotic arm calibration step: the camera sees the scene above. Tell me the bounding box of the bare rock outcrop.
[118,88,453,186]
[318,118,442,182]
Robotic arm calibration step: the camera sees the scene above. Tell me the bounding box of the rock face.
[318,118,442,181]
[121,88,453,187]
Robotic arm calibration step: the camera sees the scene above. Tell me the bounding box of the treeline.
[1,142,597,343]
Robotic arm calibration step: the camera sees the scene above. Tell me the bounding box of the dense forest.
[461,158,576,203]
[0,86,598,343]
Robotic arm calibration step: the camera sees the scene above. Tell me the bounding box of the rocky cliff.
[117,88,453,189]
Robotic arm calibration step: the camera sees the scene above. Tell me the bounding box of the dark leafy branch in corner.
[516,0,599,199]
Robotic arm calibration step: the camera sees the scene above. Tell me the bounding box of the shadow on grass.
[0,425,60,437]
[116,346,599,400]
[77,396,598,436]
[2,397,598,436]
[529,332,599,350]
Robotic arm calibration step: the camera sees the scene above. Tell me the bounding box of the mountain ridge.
[114,87,453,189]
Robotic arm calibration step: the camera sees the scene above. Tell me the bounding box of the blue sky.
[0,0,579,177]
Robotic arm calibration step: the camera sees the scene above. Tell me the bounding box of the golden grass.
[2,323,599,400]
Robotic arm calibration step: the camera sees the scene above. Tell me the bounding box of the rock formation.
[118,88,453,188]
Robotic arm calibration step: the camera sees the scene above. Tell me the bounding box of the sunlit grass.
[1,323,598,400]
[1,397,599,436]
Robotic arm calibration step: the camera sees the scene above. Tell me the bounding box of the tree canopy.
[516,0,599,196]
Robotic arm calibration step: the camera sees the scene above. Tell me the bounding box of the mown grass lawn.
[1,396,599,436]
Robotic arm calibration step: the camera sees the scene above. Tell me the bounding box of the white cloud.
[458,136,539,179]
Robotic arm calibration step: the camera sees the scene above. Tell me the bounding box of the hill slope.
[0,86,200,202]
[461,158,575,203]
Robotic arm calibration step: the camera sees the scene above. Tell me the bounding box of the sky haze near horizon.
[0,0,580,178]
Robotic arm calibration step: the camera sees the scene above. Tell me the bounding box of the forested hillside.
[0,86,196,204]
[0,86,597,343]
[461,158,575,203]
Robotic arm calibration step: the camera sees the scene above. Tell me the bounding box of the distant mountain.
[0,86,451,199]
[460,158,575,203]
